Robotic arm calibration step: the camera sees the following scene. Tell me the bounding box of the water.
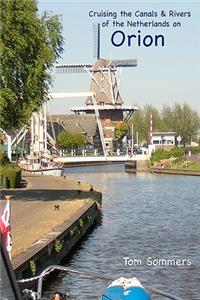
[44,165,200,299]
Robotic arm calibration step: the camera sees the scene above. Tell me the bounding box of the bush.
[172,156,185,165]
[0,150,11,165]
[0,155,11,165]
[185,146,200,154]
[150,148,170,165]
[150,147,184,166]
[170,147,184,158]
[0,164,21,188]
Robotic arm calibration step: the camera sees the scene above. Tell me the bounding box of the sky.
[38,1,200,115]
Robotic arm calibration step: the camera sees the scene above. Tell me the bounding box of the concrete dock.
[1,172,102,278]
[150,167,200,176]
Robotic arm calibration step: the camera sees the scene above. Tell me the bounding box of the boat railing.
[17,265,184,300]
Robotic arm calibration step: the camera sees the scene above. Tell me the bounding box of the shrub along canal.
[44,164,199,300]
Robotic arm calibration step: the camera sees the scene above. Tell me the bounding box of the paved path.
[22,171,90,190]
[1,172,95,258]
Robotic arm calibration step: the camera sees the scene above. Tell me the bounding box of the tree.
[57,130,85,149]
[172,103,200,145]
[160,105,174,131]
[143,104,162,142]
[115,122,128,140]
[129,103,200,146]
[0,0,63,130]
[130,105,161,144]
[129,108,145,143]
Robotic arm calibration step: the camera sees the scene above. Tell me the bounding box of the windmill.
[56,23,138,156]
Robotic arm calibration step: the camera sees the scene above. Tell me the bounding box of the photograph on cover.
[0,0,199,299]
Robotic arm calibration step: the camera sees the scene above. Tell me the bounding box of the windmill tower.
[56,24,138,156]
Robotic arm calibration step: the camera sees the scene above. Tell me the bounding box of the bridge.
[53,154,149,166]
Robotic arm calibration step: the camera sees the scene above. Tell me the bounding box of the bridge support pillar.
[136,160,149,171]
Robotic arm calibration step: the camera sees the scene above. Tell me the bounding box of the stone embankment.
[150,167,200,176]
[1,172,102,283]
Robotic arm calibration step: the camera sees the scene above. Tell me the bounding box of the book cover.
[1,0,199,299]
[38,0,199,299]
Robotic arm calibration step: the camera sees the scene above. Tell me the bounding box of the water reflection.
[44,165,200,299]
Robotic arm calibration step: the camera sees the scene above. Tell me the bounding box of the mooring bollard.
[5,194,12,201]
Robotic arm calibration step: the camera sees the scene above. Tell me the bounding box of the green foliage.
[0,163,21,188]
[57,130,85,149]
[185,161,200,170]
[169,147,184,158]
[130,104,162,144]
[0,152,10,164]
[0,150,3,161]
[172,156,185,165]
[130,103,200,145]
[0,0,63,130]
[115,123,128,140]
[150,147,184,166]
[170,103,200,145]
[54,239,63,253]
[185,146,200,154]
[79,218,84,228]
[29,260,37,276]
[150,148,170,165]
[69,226,80,237]
[171,159,200,170]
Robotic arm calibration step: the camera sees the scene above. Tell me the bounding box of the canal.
[44,164,199,299]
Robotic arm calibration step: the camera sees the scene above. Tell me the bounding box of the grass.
[170,160,200,170]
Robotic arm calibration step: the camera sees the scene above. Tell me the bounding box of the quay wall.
[13,201,100,285]
[124,162,200,175]
[136,160,149,171]
[125,160,149,173]
[150,167,200,176]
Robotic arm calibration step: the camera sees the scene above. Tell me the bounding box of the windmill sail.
[56,64,93,73]
[86,59,123,105]
[93,23,101,60]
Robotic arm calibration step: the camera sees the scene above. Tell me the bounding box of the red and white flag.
[0,199,12,252]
